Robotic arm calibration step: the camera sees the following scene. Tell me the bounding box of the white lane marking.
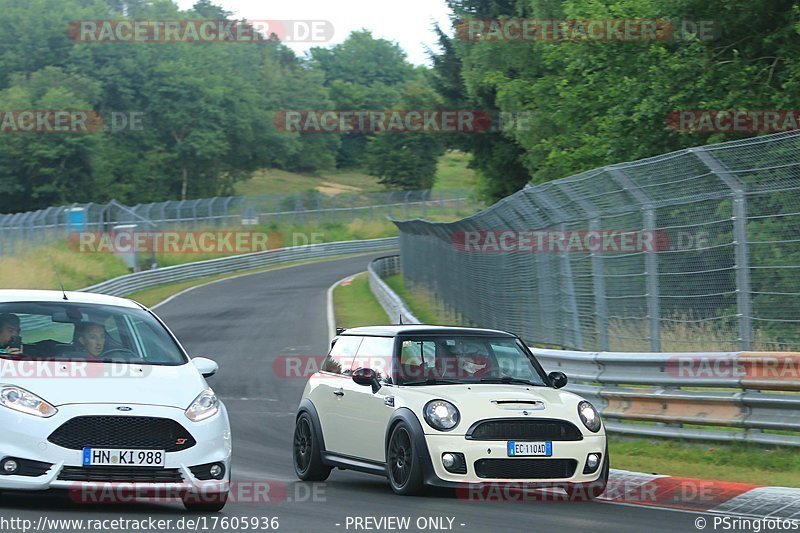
[326,273,362,341]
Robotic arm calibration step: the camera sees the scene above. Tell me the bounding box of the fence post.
[691,147,753,350]
[606,167,661,352]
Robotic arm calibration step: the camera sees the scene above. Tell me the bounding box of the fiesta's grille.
[48,416,196,452]
[467,419,583,441]
[474,459,577,479]
[57,466,184,483]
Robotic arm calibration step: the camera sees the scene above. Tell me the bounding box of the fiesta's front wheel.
[293,412,332,481]
[386,422,424,495]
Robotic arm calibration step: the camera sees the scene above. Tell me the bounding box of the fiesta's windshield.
[396,336,547,386]
[0,302,186,366]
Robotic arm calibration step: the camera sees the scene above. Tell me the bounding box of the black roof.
[338,325,517,338]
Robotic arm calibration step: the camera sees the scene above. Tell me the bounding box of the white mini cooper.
[293,325,607,497]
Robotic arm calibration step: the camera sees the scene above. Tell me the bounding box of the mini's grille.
[474,459,577,479]
[467,419,583,441]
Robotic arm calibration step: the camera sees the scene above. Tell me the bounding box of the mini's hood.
[397,384,589,433]
[0,360,207,409]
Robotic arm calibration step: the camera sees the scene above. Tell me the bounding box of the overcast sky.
[173,0,453,65]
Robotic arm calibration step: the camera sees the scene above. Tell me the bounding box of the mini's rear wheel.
[293,412,331,481]
[386,422,424,495]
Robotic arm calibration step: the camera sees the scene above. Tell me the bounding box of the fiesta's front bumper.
[421,433,606,487]
[0,402,231,497]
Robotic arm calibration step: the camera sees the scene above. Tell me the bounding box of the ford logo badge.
[116,406,132,412]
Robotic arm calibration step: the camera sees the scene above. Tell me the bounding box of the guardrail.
[82,237,399,297]
[369,254,800,447]
[368,255,420,324]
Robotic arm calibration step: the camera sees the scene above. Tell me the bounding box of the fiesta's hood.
[396,384,591,433]
[0,360,207,409]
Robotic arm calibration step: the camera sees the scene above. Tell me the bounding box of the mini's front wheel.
[386,422,424,495]
[293,412,332,481]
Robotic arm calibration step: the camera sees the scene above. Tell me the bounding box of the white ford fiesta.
[0,290,231,511]
[294,325,607,498]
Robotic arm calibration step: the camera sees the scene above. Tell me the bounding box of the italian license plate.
[507,441,552,457]
[82,448,166,467]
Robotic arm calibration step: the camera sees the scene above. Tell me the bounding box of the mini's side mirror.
[192,357,219,378]
[548,371,568,389]
[352,367,381,393]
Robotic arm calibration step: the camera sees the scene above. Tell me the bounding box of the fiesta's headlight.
[424,399,460,431]
[185,389,219,422]
[0,386,57,418]
[578,401,602,433]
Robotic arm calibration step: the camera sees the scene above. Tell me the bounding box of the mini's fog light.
[441,452,467,474]
[209,463,225,479]
[442,453,455,469]
[2,459,18,474]
[583,453,602,474]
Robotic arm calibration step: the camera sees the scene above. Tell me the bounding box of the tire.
[293,412,332,481]
[182,491,228,512]
[386,422,425,496]
[565,451,609,501]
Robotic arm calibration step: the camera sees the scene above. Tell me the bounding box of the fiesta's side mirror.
[548,371,568,389]
[352,367,381,393]
[192,357,219,378]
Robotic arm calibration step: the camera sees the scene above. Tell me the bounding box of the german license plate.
[507,441,552,457]
[82,448,166,467]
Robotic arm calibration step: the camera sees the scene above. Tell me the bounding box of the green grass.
[383,274,460,325]
[234,152,477,197]
[333,272,392,329]
[609,437,800,487]
[433,151,477,191]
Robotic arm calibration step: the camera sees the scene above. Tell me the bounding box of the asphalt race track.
[0,254,715,532]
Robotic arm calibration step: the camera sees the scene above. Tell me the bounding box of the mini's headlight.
[185,389,219,422]
[578,401,601,433]
[0,386,57,418]
[424,400,460,431]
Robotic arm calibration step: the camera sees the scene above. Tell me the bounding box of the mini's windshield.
[396,335,547,386]
[0,302,187,366]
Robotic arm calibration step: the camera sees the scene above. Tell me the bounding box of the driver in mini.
[75,322,106,358]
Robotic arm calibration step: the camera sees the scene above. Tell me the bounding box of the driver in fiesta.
[75,321,107,358]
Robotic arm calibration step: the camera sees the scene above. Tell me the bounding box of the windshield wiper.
[479,376,541,387]
[401,378,462,386]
